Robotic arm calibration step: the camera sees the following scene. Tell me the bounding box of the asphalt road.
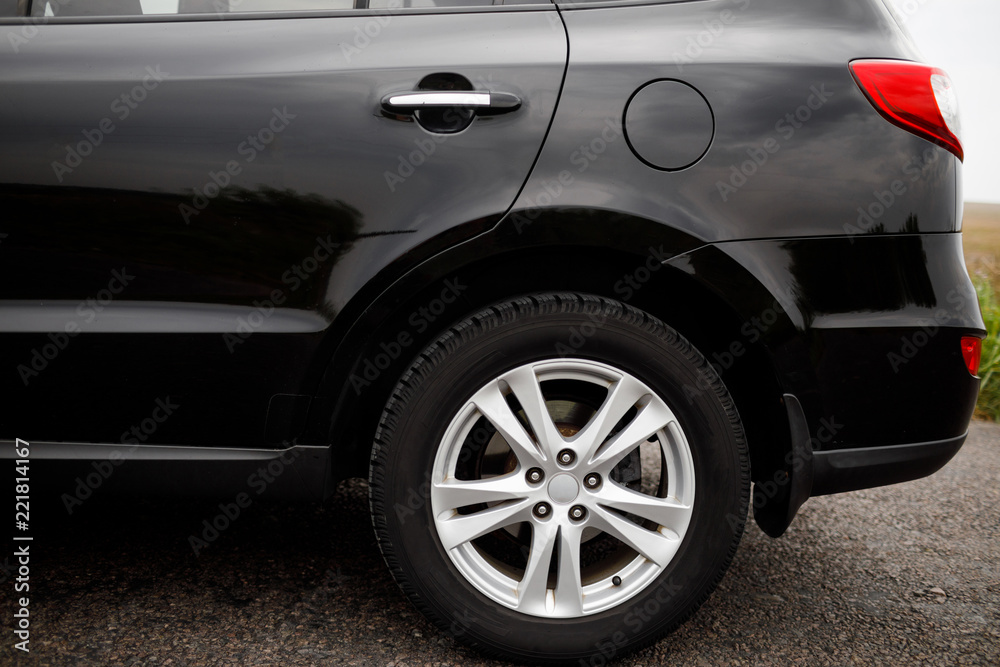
[2,422,998,666]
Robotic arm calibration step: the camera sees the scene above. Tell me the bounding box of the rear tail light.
[850,59,963,161]
[960,336,982,377]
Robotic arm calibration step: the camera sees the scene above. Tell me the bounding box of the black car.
[0,0,983,663]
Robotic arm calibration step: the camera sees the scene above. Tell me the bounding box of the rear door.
[0,0,566,447]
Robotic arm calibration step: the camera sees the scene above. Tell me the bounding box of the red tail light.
[850,59,963,161]
[961,336,982,377]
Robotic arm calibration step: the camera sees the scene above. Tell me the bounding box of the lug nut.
[569,505,587,521]
[584,473,601,489]
[533,502,551,518]
[526,468,544,484]
[557,449,576,465]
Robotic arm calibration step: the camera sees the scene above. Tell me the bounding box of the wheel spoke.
[596,481,691,534]
[470,381,546,467]
[503,364,565,461]
[588,400,676,470]
[590,506,680,567]
[516,520,558,614]
[435,499,532,551]
[574,374,650,462]
[553,523,585,616]
[433,474,529,513]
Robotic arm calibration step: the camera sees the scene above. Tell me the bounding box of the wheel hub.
[546,473,580,504]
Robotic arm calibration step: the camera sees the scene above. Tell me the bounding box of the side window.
[1,0,28,17]
[28,0,500,16]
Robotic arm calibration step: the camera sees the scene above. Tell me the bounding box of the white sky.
[140,1,180,11]
[889,0,1000,203]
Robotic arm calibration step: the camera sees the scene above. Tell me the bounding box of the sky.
[889,0,1000,204]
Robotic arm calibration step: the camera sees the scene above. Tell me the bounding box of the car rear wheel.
[369,293,749,664]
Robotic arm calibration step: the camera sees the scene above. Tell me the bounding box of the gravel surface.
[2,422,998,666]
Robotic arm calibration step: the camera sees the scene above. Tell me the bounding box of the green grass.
[972,268,1000,421]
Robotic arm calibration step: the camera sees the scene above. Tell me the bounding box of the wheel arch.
[308,213,800,536]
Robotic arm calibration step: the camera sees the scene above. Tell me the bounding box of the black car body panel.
[0,6,567,446]
[0,0,983,540]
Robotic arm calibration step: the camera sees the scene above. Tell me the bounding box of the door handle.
[381,91,521,116]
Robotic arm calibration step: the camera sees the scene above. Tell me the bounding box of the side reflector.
[961,336,982,377]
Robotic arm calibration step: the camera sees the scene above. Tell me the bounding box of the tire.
[369,293,749,664]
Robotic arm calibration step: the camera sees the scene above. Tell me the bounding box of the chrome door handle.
[381,91,521,115]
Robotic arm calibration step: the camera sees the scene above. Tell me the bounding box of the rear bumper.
[811,432,966,496]
[670,233,982,538]
[753,393,971,538]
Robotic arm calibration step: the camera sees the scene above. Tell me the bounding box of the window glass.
[29,0,501,16]
[368,0,494,7]
[1,0,28,15]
